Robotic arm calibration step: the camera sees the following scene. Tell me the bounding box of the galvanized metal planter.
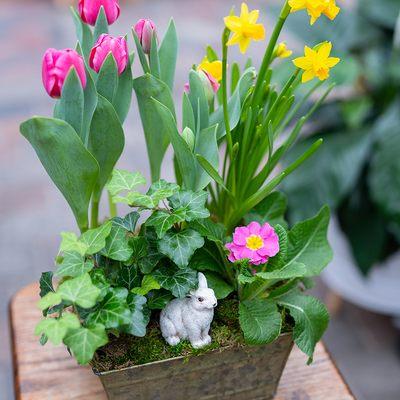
[94,333,293,400]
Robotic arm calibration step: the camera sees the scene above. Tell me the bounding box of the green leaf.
[189,246,224,274]
[114,49,133,123]
[239,299,282,345]
[169,190,210,221]
[117,264,141,290]
[147,289,173,310]
[88,95,125,200]
[182,92,196,133]
[93,6,109,41]
[86,288,132,329]
[55,251,93,278]
[101,221,134,262]
[124,294,148,337]
[158,19,178,91]
[188,70,209,131]
[153,265,198,298]
[203,272,233,299]
[90,269,111,300]
[37,292,62,311]
[133,74,175,182]
[35,313,80,346]
[96,53,118,104]
[195,154,228,192]
[131,275,161,295]
[268,224,288,270]
[286,206,333,277]
[63,324,108,365]
[58,273,101,308]
[114,191,155,208]
[137,228,164,273]
[158,229,204,268]
[79,221,112,255]
[81,63,98,146]
[147,180,179,205]
[149,33,160,78]
[189,218,226,243]
[39,272,54,297]
[20,117,99,232]
[113,212,140,232]
[70,7,93,60]
[277,293,329,363]
[59,232,88,255]
[106,169,146,196]
[257,262,306,280]
[132,30,150,73]
[129,236,148,261]
[145,210,185,238]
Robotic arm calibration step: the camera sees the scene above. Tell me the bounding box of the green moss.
[91,298,244,373]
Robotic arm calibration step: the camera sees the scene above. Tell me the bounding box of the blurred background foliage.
[281,0,400,275]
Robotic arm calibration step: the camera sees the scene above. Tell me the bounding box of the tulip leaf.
[149,33,160,79]
[96,54,118,104]
[93,6,108,42]
[114,48,133,123]
[132,29,150,73]
[182,92,196,133]
[82,62,98,146]
[70,7,93,60]
[88,95,125,201]
[188,70,209,132]
[20,117,99,232]
[133,74,175,182]
[159,18,178,91]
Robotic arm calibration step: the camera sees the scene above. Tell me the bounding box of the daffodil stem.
[108,190,117,218]
[252,0,291,106]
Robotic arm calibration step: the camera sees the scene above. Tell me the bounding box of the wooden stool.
[10,283,355,399]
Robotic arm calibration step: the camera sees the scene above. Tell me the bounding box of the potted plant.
[20,0,341,398]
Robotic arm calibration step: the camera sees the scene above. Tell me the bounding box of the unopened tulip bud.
[182,127,195,151]
[134,19,156,54]
[89,34,128,75]
[42,48,87,98]
[198,70,220,102]
[78,0,120,26]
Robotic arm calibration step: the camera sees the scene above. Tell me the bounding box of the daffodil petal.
[227,32,241,46]
[238,37,251,54]
[224,16,242,31]
[302,69,315,83]
[293,56,312,70]
[248,9,259,24]
[318,42,332,59]
[240,2,249,19]
[326,57,340,67]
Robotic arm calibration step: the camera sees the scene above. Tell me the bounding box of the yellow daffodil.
[289,0,340,25]
[293,42,340,83]
[224,2,265,54]
[275,42,293,59]
[197,57,223,82]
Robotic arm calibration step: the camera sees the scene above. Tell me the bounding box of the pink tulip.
[89,34,128,75]
[78,0,120,26]
[42,48,87,98]
[184,70,220,102]
[134,19,156,54]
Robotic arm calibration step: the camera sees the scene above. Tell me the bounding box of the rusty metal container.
[94,334,293,400]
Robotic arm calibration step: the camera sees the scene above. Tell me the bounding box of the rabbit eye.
[197,297,204,302]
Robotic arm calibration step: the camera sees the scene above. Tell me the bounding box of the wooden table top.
[10,283,355,400]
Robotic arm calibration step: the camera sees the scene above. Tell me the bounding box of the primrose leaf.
[58,273,101,308]
[203,272,233,299]
[101,221,133,262]
[131,275,161,295]
[153,265,197,298]
[106,169,146,196]
[277,293,329,363]
[257,262,306,280]
[145,210,185,238]
[147,179,179,205]
[114,191,155,208]
[86,288,132,329]
[79,221,112,255]
[35,313,81,346]
[39,272,55,297]
[63,324,108,365]
[268,224,288,270]
[60,232,88,255]
[239,299,282,345]
[168,190,210,221]
[124,293,149,337]
[117,264,141,290]
[55,252,93,278]
[113,212,140,232]
[37,292,62,311]
[158,229,204,268]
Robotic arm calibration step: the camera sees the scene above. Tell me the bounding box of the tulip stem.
[91,199,99,229]
[108,190,117,218]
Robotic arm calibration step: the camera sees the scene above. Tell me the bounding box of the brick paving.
[0,1,399,399]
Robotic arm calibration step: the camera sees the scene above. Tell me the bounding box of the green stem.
[90,198,99,229]
[222,28,233,160]
[108,190,117,218]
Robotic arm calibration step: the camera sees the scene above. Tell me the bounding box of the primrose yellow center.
[246,235,264,251]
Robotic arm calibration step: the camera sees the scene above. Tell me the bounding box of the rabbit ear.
[198,272,208,289]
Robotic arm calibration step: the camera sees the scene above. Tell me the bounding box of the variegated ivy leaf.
[117,264,141,290]
[158,229,204,268]
[145,209,185,238]
[168,190,210,221]
[55,251,93,278]
[124,293,149,337]
[79,221,112,254]
[35,313,81,346]
[59,232,88,255]
[58,273,101,308]
[113,211,140,232]
[101,221,133,262]
[106,169,146,196]
[37,292,62,311]
[114,191,155,208]
[147,180,179,205]
[131,275,161,295]
[63,324,108,365]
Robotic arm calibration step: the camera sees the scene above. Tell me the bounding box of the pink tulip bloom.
[184,70,220,101]
[134,19,156,54]
[226,222,279,265]
[89,34,128,75]
[78,0,120,26]
[42,48,87,98]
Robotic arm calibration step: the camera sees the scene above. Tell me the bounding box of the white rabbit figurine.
[160,272,217,349]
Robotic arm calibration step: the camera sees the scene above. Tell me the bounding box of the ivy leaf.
[256,262,306,280]
[168,190,210,221]
[117,264,141,290]
[39,272,54,297]
[203,272,233,299]
[63,324,108,365]
[131,275,161,295]
[106,169,146,196]
[101,221,133,262]
[239,299,282,345]
[59,232,88,255]
[147,179,179,205]
[58,273,101,308]
[90,269,111,300]
[137,228,164,273]
[286,206,333,276]
[145,210,185,238]
[35,313,80,345]
[86,288,132,329]
[114,191,155,208]
[130,236,148,261]
[189,218,226,243]
[124,293,149,337]
[147,289,174,310]
[79,221,112,255]
[153,265,197,298]
[158,229,204,268]
[55,251,93,278]
[37,292,62,311]
[113,212,140,232]
[276,292,329,363]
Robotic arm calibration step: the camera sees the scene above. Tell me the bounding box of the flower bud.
[184,70,220,103]
[78,0,120,26]
[42,48,87,98]
[134,19,156,54]
[89,34,128,75]
[181,127,195,151]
